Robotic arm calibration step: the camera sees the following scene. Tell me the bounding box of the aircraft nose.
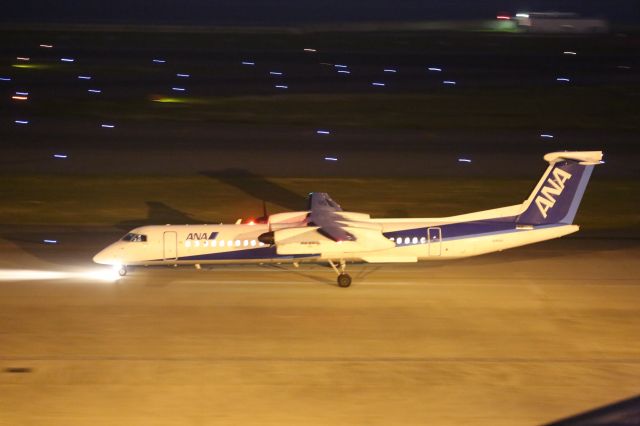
[93,245,119,265]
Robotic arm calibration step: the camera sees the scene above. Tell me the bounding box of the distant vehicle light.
[540,134,554,139]
[304,48,317,52]
[60,58,75,62]
[371,82,385,86]
[563,51,577,55]
[324,157,338,161]
[241,61,255,66]
[77,75,92,80]
[0,77,11,81]
[443,80,456,85]
[496,15,511,20]
[515,13,529,18]
[337,70,351,74]
[176,73,190,77]
[334,64,348,68]
[101,124,115,128]
[152,59,166,63]
[171,87,186,91]
[383,69,397,73]
[16,57,30,61]
[458,158,472,163]
[269,71,283,76]
[316,130,331,135]
[53,154,68,159]
[275,85,288,89]
[43,239,58,244]
[87,89,101,93]
[14,120,29,125]
[428,67,442,72]
[12,95,28,101]
[39,44,53,48]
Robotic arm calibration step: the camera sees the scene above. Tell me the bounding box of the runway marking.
[167,278,639,287]
[2,356,640,364]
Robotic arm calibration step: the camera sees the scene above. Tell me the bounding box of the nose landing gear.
[117,265,128,276]
[328,259,352,287]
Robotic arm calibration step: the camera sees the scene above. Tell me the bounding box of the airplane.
[93,151,603,287]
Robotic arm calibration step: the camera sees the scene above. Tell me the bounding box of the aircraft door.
[427,227,441,256]
[163,231,177,261]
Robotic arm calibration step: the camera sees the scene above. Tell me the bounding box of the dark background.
[3,1,639,25]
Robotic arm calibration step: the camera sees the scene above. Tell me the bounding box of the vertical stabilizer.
[516,151,603,225]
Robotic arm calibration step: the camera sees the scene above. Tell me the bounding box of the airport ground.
[1,27,639,424]
[1,231,639,425]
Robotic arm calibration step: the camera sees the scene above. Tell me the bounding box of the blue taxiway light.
[53,154,68,159]
[0,77,12,81]
[458,158,472,163]
[540,134,554,139]
[383,69,397,73]
[334,64,348,69]
[15,120,29,124]
[371,82,385,86]
[269,71,283,76]
[316,130,331,135]
[176,73,190,78]
[60,58,75,62]
[275,85,288,89]
[242,61,255,66]
[556,77,571,82]
[87,89,101,93]
[15,91,29,96]
[43,239,58,244]
[101,124,115,128]
[152,59,166,63]
[337,70,351,74]
[78,75,91,80]
[443,80,456,85]
[171,87,186,91]
[324,157,338,161]
[428,67,442,72]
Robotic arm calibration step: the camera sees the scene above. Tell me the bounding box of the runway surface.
[1,232,639,425]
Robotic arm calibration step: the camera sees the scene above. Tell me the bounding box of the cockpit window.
[122,233,147,242]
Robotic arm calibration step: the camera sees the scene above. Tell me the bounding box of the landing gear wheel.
[118,265,128,276]
[337,273,352,288]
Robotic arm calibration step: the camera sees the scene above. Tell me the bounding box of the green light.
[152,97,187,103]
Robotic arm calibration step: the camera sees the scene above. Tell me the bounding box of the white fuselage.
[92,215,579,267]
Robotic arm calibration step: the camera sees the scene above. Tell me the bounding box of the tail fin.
[516,151,603,226]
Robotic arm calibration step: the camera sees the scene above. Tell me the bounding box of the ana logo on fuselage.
[186,232,218,240]
[535,167,572,218]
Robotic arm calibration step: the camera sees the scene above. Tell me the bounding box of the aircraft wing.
[307,193,356,242]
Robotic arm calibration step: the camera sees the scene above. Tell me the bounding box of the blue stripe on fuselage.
[158,246,317,262]
[383,217,517,242]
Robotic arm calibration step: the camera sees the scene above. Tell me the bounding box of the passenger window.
[412,237,418,244]
[185,240,191,248]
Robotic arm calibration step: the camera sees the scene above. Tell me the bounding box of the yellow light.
[12,96,28,101]
[12,64,51,69]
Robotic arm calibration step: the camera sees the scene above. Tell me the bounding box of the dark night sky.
[2,0,639,25]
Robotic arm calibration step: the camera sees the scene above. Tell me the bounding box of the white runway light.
[0,268,120,283]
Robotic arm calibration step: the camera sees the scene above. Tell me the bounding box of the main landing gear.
[328,259,352,288]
